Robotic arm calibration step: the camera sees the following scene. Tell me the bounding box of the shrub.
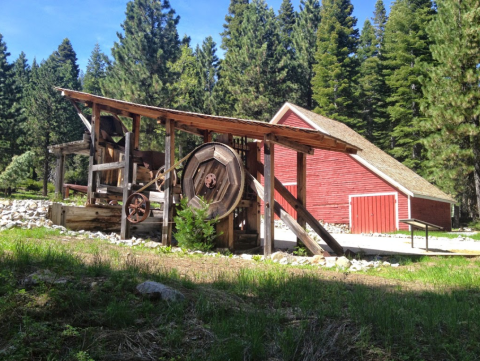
[173,197,219,252]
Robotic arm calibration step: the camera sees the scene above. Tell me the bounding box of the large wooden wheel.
[182,142,245,220]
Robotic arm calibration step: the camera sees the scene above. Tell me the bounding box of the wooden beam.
[132,114,141,185]
[58,88,359,154]
[203,130,212,143]
[120,132,133,239]
[246,171,324,256]
[96,103,135,118]
[297,152,307,247]
[265,133,314,155]
[54,154,65,199]
[69,99,92,132]
[263,139,275,256]
[246,142,260,244]
[87,103,101,204]
[162,119,175,246]
[257,162,344,256]
[92,161,125,172]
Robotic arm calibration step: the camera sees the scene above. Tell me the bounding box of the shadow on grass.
[0,233,479,361]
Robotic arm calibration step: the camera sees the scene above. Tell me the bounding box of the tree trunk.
[472,138,480,219]
[42,134,50,197]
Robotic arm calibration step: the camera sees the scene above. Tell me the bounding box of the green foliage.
[381,0,435,171]
[421,0,480,215]
[218,0,293,121]
[311,0,359,125]
[195,36,220,115]
[173,197,219,252]
[64,154,89,185]
[0,151,34,191]
[0,34,25,171]
[104,0,181,150]
[83,43,110,96]
[290,0,321,109]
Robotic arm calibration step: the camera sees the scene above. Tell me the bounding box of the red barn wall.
[261,109,413,230]
[410,197,451,231]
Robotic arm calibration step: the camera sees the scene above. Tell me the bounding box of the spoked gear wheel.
[155,165,178,191]
[125,193,150,223]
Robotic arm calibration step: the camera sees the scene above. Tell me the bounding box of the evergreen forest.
[0,0,479,220]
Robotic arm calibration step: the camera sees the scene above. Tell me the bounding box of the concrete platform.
[260,224,480,256]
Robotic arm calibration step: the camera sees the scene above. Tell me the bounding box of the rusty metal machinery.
[181,142,245,220]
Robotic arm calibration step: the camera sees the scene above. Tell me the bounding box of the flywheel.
[181,142,245,220]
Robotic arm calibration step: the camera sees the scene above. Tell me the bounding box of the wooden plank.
[162,119,175,246]
[265,133,314,155]
[58,88,359,154]
[69,99,92,132]
[246,171,324,256]
[216,213,234,249]
[257,161,344,256]
[263,140,274,256]
[93,193,123,201]
[54,154,65,198]
[120,132,133,239]
[87,103,101,204]
[296,152,307,246]
[203,130,212,143]
[92,161,126,172]
[97,103,135,118]
[246,142,260,243]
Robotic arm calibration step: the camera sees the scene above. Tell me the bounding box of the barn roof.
[271,103,456,204]
[56,88,360,155]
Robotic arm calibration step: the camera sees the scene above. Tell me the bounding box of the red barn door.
[350,194,396,234]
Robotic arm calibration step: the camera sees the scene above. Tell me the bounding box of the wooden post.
[162,119,175,246]
[203,130,212,143]
[87,103,101,204]
[132,114,141,184]
[264,139,274,256]
[54,153,65,199]
[246,142,260,244]
[216,214,234,249]
[120,132,133,239]
[296,152,307,246]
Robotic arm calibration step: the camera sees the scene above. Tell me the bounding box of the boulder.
[335,256,352,270]
[136,281,185,302]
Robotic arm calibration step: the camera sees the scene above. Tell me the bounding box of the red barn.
[262,103,455,233]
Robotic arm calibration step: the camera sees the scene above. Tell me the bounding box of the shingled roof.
[271,103,455,204]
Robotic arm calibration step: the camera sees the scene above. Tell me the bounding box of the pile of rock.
[0,199,53,231]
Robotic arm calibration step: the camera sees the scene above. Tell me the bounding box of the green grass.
[1,229,480,360]
[390,229,480,240]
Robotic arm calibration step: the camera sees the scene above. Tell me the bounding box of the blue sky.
[0,0,390,73]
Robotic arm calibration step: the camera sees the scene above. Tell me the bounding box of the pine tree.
[278,0,296,47]
[291,0,321,109]
[0,34,23,171]
[26,43,84,195]
[422,0,480,215]
[221,0,250,51]
[311,0,359,124]
[372,0,387,47]
[104,0,181,150]
[196,36,219,115]
[51,38,81,89]
[83,43,110,95]
[382,0,435,171]
[219,0,291,121]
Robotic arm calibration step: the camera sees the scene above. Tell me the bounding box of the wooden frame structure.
[51,88,360,256]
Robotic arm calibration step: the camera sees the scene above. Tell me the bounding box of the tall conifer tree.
[372,0,387,47]
[51,38,81,89]
[196,36,219,115]
[221,0,250,51]
[219,0,291,121]
[311,0,359,124]
[105,0,181,149]
[83,43,110,96]
[0,34,23,170]
[422,0,480,214]
[382,0,434,171]
[291,0,321,109]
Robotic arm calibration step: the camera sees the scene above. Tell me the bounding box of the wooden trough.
[49,88,360,256]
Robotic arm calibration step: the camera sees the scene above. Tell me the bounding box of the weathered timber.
[54,154,65,198]
[162,119,175,246]
[87,103,101,203]
[48,203,162,233]
[256,162,344,256]
[296,152,307,246]
[132,114,141,184]
[246,142,260,244]
[58,88,359,154]
[69,99,92,132]
[182,142,245,220]
[245,171,325,256]
[263,140,275,256]
[92,161,125,172]
[216,213,234,249]
[265,133,314,155]
[120,132,133,239]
